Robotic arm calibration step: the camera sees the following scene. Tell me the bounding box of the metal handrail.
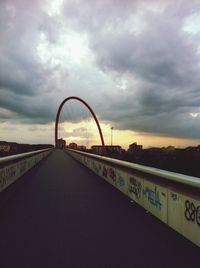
[66,148,200,189]
[0,148,53,165]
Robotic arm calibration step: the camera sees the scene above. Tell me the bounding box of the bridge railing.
[66,148,200,247]
[0,148,53,192]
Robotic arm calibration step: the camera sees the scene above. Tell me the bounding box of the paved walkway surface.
[0,149,199,268]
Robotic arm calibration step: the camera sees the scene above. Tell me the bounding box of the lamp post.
[111,127,114,146]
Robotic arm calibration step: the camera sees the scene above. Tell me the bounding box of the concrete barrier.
[66,149,200,247]
[0,148,53,192]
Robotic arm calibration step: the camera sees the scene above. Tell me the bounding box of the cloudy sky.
[1,0,200,148]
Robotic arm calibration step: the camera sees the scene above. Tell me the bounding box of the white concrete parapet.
[66,148,200,247]
[0,148,53,192]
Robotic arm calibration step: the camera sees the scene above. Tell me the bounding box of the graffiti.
[185,200,200,226]
[34,157,39,164]
[27,158,34,169]
[34,155,42,165]
[143,186,162,209]
[109,168,116,182]
[171,192,178,201]
[19,160,27,173]
[129,177,142,199]
[0,165,17,189]
[83,157,89,167]
[116,172,125,188]
[102,166,116,183]
[92,161,101,174]
[0,152,51,191]
[102,166,107,177]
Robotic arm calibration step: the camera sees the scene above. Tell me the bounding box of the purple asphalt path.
[0,149,199,268]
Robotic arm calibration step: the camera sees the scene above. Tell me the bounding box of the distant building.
[91,145,104,155]
[147,147,161,152]
[162,146,175,154]
[0,141,11,152]
[106,145,122,154]
[186,146,200,152]
[77,145,87,151]
[128,143,143,153]
[69,143,78,150]
[185,145,200,157]
[0,141,18,153]
[0,141,53,156]
[56,138,66,149]
[91,145,122,155]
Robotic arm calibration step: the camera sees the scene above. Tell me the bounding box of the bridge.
[0,148,200,267]
[0,97,200,267]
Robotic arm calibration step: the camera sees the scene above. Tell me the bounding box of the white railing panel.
[66,148,200,247]
[0,148,53,192]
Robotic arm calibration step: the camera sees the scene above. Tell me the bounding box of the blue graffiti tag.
[129,177,142,199]
[116,173,125,187]
[143,186,162,209]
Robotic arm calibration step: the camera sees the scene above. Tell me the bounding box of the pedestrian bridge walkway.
[0,149,199,268]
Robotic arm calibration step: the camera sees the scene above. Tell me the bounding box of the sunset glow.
[58,119,200,149]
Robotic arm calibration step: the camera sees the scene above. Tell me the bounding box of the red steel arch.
[55,96,105,150]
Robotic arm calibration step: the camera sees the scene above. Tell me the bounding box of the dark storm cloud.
[63,0,200,139]
[0,0,99,126]
[91,20,200,89]
[1,0,200,140]
[0,89,56,123]
[0,1,45,96]
[0,0,62,124]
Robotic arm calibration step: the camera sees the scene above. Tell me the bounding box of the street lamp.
[111,127,114,146]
